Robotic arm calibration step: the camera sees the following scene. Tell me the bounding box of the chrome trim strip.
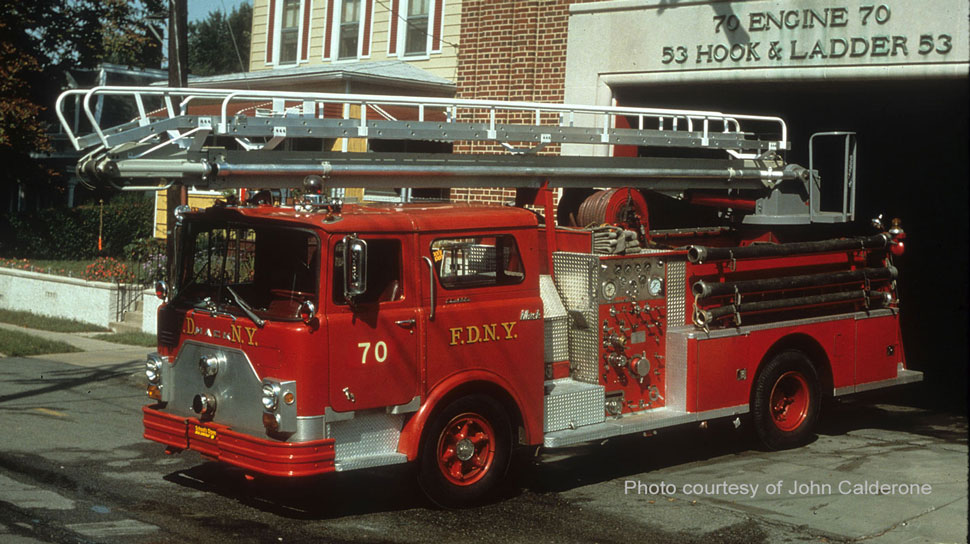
[690,309,896,340]
[543,403,748,448]
[293,415,325,442]
[833,369,923,396]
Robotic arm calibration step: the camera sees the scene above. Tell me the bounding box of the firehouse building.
[227,0,967,400]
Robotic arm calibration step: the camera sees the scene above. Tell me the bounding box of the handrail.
[56,85,788,153]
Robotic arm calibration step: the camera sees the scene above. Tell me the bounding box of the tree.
[0,0,162,211]
[188,3,252,77]
[102,0,165,68]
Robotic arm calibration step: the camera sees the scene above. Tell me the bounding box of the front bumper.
[143,405,336,477]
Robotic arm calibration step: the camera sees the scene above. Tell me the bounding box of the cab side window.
[431,235,524,289]
[332,238,403,304]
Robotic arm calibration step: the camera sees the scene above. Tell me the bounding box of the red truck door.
[417,232,544,394]
[327,235,420,412]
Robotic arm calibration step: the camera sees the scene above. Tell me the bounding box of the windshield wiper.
[225,286,265,328]
[193,297,237,321]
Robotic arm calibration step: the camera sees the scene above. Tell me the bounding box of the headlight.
[261,382,280,411]
[146,354,167,401]
[146,358,161,384]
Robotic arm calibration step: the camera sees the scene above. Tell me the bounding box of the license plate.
[193,425,217,440]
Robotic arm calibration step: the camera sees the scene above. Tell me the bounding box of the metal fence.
[115,252,166,323]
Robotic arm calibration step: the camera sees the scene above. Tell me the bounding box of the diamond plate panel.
[543,379,605,432]
[540,275,569,362]
[328,412,403,461]
[666,260,687,326]
[553,252,601,383]
[540,275,567,319]
[544,316,569,363]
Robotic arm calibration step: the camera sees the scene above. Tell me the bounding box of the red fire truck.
[57,87,920,506]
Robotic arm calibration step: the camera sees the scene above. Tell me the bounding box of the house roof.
[182,61,456,95]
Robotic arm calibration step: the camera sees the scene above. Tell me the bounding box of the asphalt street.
[0,351,965,544]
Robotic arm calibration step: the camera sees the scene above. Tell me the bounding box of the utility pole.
[166,0,188,265]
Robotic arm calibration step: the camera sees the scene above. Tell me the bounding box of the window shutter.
[387,0,400,55]
[362,0,374,57]
[432,0,444,52]
[266,0,277,63]
[323,0,334,59]
[301,0,312,61]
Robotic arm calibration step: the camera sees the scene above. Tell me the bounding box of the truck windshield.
[174,221,319,321]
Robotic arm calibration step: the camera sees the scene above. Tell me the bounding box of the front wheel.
[752,350,820,450]
[418,395,511,507]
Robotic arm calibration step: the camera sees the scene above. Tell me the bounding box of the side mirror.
[298,300,316,325]
[155,280,168,301]
[342,234,367,303]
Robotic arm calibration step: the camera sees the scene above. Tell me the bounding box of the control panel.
[597,255,668,415]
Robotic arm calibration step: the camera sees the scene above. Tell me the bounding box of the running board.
[543,405,748,448]
[833,368,923,396]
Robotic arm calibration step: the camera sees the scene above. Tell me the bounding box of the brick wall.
[450,0,603,207]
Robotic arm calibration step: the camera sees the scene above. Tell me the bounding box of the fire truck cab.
[144,202,547,504]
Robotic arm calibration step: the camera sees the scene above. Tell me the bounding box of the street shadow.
[156,420,758,519]
[0,359,140,405]
[161,460,428,519]
[152,392,961,519]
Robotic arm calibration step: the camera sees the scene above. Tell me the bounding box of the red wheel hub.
[769,371,810,432]
[436,413,495,486]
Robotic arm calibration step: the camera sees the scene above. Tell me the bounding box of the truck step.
[544,407,706,449]
[334,452,407,472]
[544,378,605,433]
[330,412,405,471]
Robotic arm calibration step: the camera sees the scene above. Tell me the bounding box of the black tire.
[751,350,820,450]
[417,395,512,508]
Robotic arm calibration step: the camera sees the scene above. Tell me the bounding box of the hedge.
[0,197,153,260]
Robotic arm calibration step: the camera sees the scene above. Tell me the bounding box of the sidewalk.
[0,322,148,368]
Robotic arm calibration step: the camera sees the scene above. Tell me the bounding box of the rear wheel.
[752,350,820,450]
[418,395,511,507]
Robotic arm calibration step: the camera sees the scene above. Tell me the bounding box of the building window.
[389,0,441,58]
[279,0,301,64]
[404,0,429,55]
[338,0,361,59]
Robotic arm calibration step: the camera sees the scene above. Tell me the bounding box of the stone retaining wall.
[0,267,123,329]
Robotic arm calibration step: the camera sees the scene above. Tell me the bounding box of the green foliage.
[0,328,81,356]
[92,331,158,347]
[124,236,168,284]
[101,0,165,68]
[0,309,109,333]
[20,259,89,277]
[188,3,252,76]
[124,236,166,262]
[0,0,164,194]
[0,197,153,260]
